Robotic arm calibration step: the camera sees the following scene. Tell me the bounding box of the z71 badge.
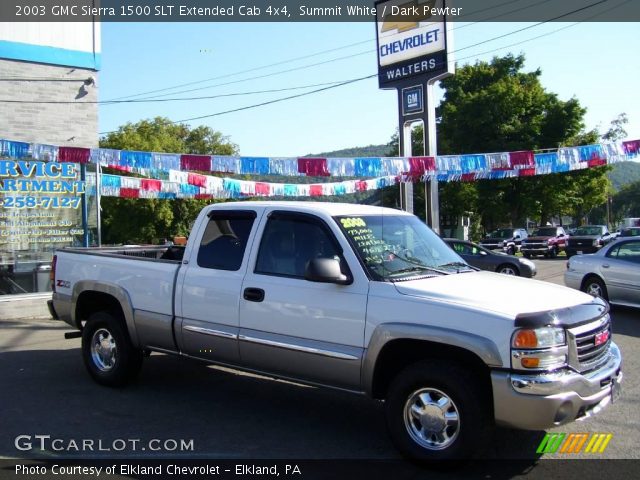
[56,280,71,289]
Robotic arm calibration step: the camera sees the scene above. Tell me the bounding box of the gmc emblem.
[595,330,610,346]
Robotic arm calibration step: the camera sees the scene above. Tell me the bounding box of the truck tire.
[506,245,516,256]
[385,361,492,460]
[81,311,143,387]
[549,247,558,259]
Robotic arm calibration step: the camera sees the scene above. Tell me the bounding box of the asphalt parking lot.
[0,258,637,472]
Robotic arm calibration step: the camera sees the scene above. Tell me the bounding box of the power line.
[125,0,604,102]
[173,74,378,124]
[89,0,618,134]
[0,80,355,105]
[104,0,530,102]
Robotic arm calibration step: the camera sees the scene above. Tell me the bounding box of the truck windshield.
[334,214,470,281]
[487,229,513,239]
[574,226,603,236]
[532,228,558,236]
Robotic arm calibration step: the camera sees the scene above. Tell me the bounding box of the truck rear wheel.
[385,361,492,460]
[81,311,143,387]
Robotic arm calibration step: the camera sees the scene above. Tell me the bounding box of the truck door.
[177,209,260,364]
[238,210,368,390]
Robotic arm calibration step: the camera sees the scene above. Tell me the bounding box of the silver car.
[565,237,640,308]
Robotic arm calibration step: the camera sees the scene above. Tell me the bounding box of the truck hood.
[525,236,554,242]
[393,271,593,319]
[569,235,600,241]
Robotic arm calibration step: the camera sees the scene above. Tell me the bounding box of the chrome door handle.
[602,264,610,268]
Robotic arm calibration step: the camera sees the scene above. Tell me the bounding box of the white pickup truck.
[49,201,622,460]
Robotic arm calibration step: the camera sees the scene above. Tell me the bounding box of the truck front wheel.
[385,361,491,460]
[81,311,143,387]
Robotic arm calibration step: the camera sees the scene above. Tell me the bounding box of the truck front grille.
[568,316,611,373]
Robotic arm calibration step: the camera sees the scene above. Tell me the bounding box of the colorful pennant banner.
[1,138,638,201]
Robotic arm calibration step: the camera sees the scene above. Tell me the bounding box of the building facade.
[0,22,100,299]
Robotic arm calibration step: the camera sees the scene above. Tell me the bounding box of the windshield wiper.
[438,261,476,273]
[388,265,449,277]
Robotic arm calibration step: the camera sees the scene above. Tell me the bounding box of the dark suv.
[565,225,612,257]
[479,228,528,255]
[520,226,567,258]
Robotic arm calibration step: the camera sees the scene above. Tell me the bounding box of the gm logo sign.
[402,85,423,115]
[536,433,613,454]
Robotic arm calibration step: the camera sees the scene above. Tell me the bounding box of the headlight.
[511,327,567,371]
[498,241,504,247]
[542,240,548,246]
[518,258,534,268]
[512,327,565,348]
[593,239,599,246]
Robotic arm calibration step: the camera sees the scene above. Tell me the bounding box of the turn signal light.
[514,330,538,348]
[521,358,540,368]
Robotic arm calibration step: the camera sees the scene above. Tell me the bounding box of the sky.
[98,20,640,157]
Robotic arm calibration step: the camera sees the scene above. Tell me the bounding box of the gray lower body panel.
[238,328,363,391]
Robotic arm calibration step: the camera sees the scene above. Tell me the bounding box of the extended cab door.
[176,209,261,363]
[238,210,368,390]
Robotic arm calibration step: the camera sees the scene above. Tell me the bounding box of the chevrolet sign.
[376,0,446,67]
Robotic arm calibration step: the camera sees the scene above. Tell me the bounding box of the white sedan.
[565,237,640,308]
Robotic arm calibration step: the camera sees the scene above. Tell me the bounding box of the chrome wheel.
[91,328,117,372]
[403,388,460,451]
[499,266,517,275]
[586,281,604,298]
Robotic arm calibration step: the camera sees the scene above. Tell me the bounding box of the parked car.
[444,239,536,277]
[620,227,640,237]
[479,228,528,255]
[565,237,640,308]
[565,225,612,257]
[520,226,568,258]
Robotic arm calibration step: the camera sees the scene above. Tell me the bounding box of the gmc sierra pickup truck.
[48,202,622,460]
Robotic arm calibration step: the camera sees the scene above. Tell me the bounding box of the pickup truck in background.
[520,226,568,258]
[479,228,528,256]
[48,202,622,460]
[566,225,612,258]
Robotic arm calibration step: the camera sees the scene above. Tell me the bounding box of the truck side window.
[256,216,341,278]
[197,213,255,271]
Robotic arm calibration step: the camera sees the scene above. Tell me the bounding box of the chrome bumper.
[491,342,622,430]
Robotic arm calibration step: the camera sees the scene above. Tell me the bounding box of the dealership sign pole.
[375,0,454,231]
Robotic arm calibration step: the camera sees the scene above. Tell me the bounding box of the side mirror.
[305,258,351,285]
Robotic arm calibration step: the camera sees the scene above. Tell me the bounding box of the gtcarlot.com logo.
[537,433,613,454]
[15,435,194,453]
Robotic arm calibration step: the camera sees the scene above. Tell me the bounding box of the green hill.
[311,144,391,158]
[608,161,640,191]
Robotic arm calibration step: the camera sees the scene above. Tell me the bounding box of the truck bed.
[55,246,183,316]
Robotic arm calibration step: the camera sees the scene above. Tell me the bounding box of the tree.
[386,54,604,229]
[602,113,628,142]
[99,117,238,244]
